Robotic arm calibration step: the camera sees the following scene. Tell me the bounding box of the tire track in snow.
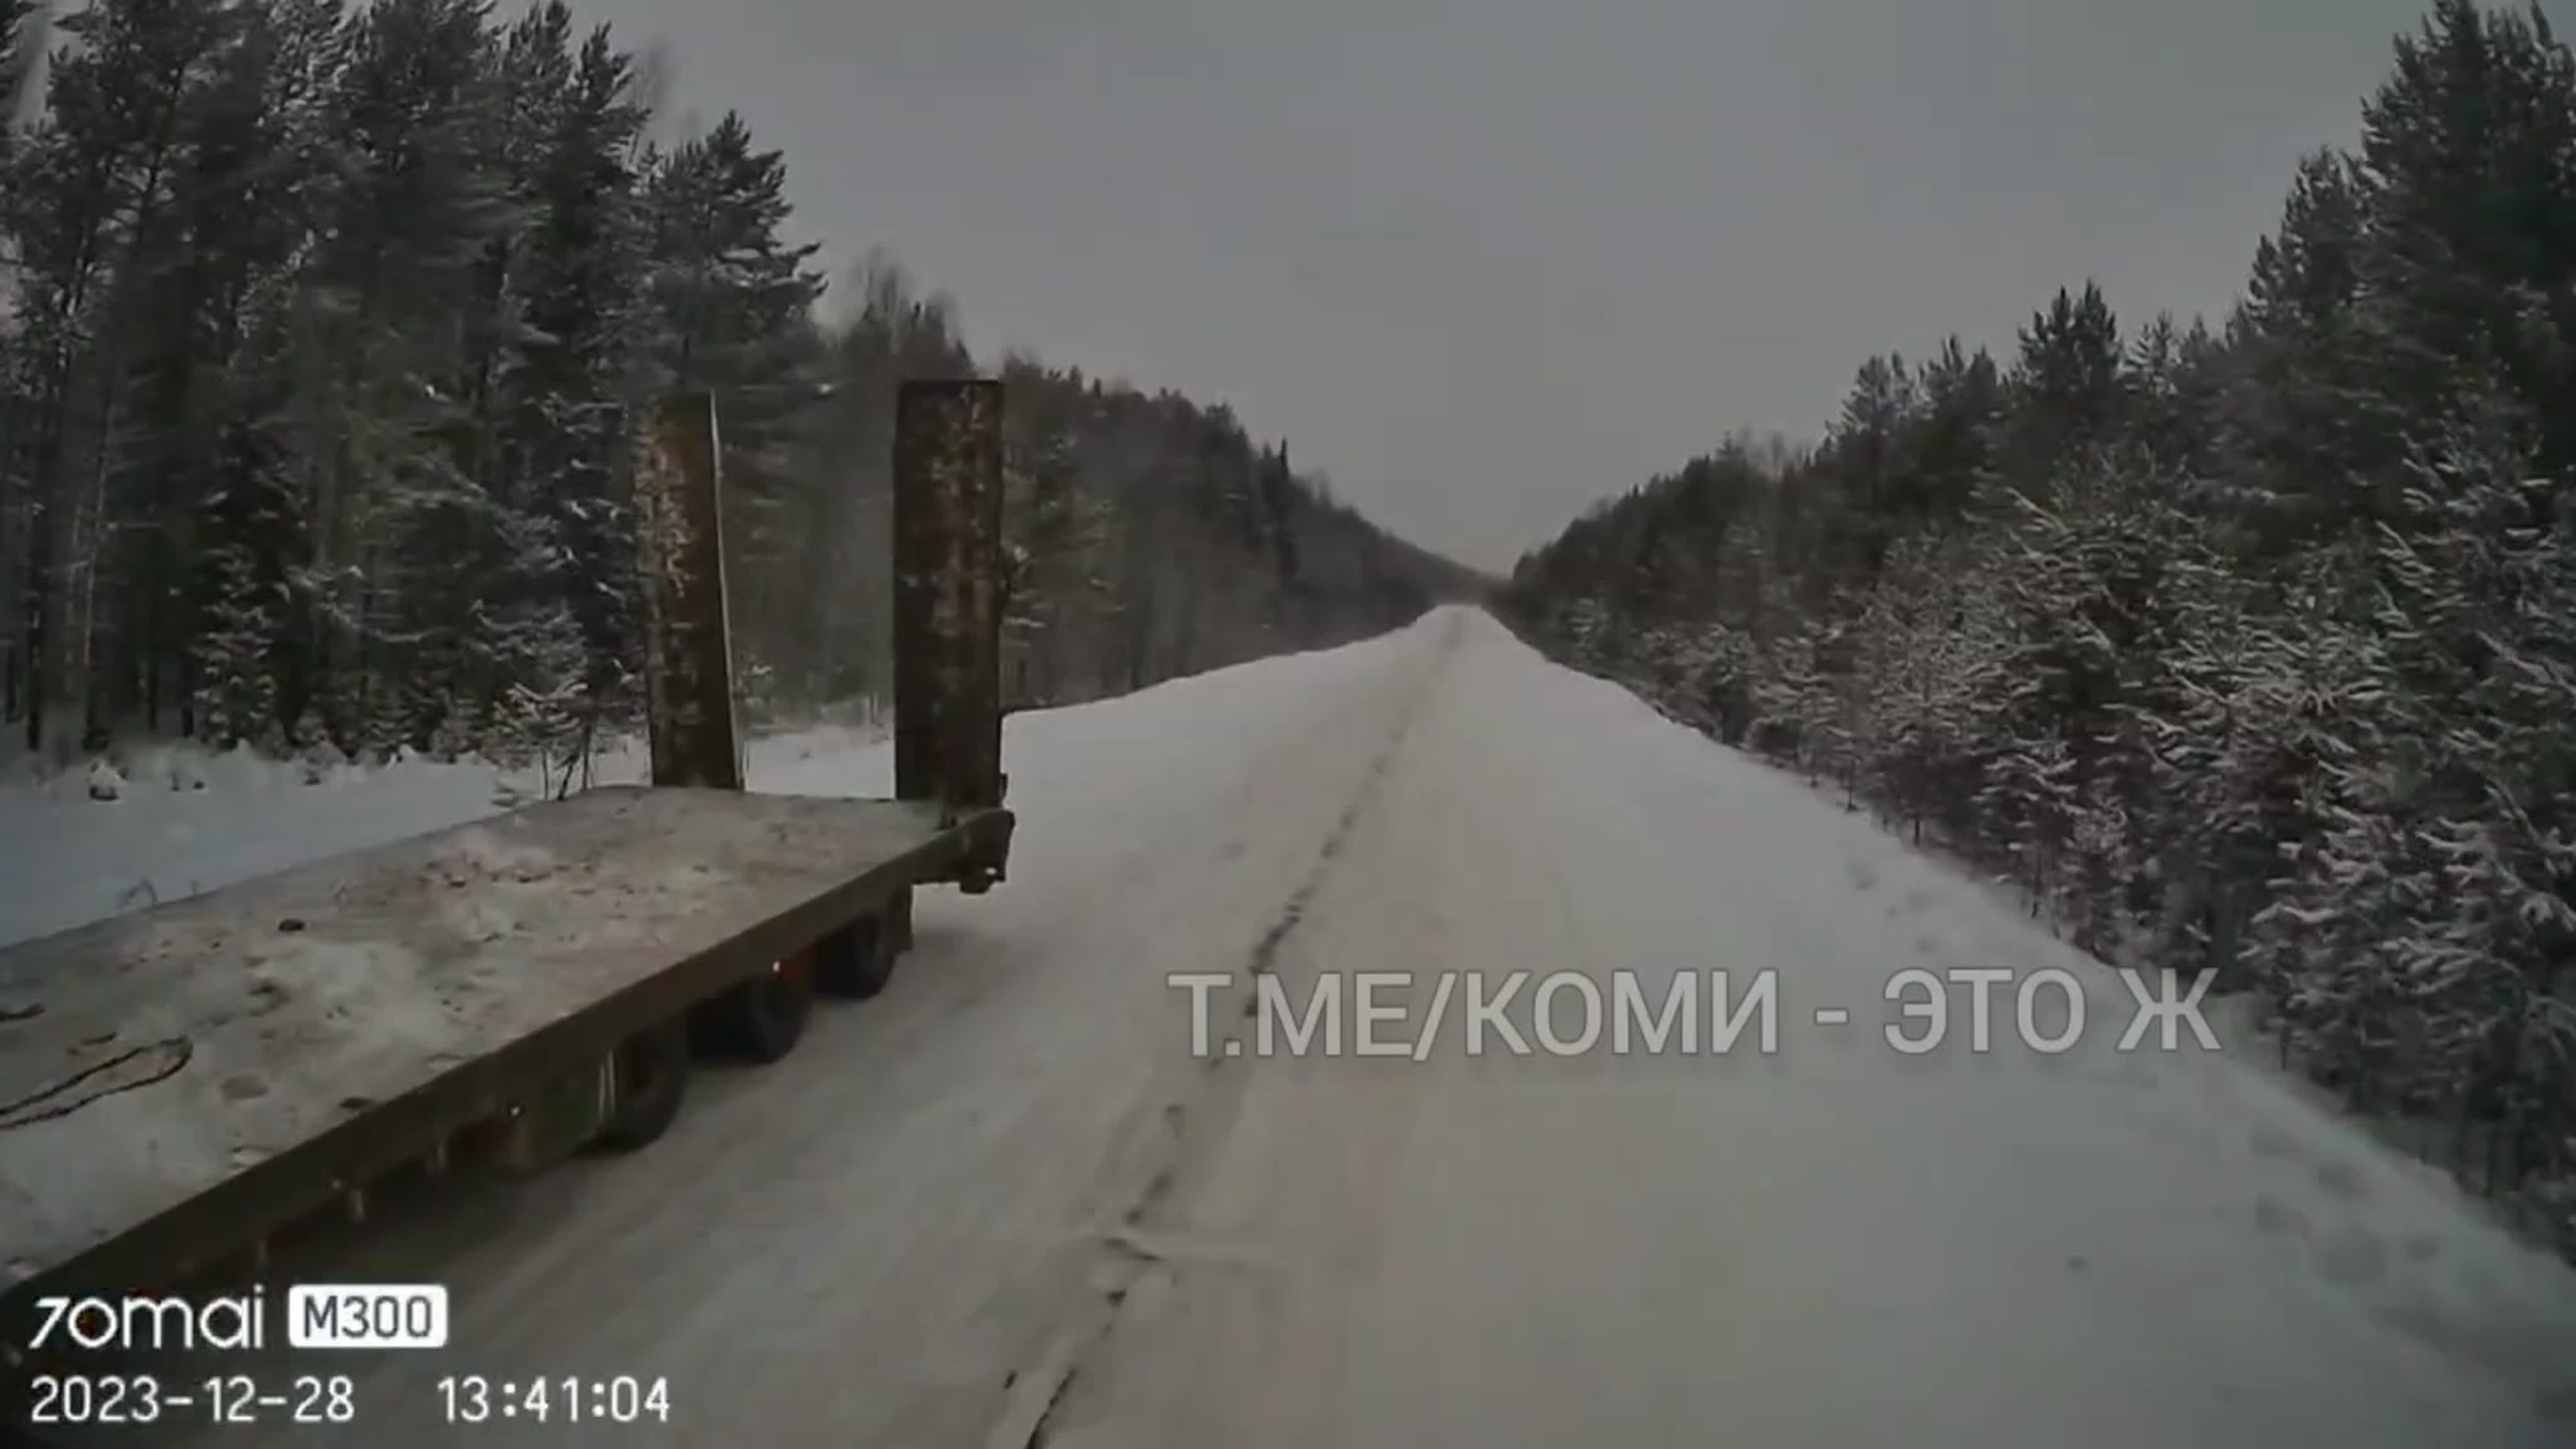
[995,614,1462,1449]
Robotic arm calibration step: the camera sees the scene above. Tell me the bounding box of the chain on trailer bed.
[0,786,1008,1310]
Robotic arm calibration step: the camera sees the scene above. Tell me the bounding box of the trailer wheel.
[816,913,894,999]
[595,1019,691,1152]
[699,948,816,1062]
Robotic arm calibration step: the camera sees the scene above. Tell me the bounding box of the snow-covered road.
[30,608,2576,1446]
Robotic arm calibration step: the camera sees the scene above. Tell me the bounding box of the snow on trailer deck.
[0,786,993,1295]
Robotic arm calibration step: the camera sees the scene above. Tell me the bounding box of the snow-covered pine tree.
[643,107,824,707]
[497,19,653,739]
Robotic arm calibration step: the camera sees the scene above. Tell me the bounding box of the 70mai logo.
[26,1287,270,1353]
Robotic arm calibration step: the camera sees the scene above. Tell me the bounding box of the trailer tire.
[698,951,815,1063]
[816,914,894,999]
[595,1019,691,1152]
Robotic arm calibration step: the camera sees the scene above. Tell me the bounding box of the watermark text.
[1167,967,2218,1060]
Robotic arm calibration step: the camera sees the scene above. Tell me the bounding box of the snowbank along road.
[19,607,2576,1447]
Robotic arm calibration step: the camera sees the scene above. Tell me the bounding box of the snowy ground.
[13,608,2576,1446]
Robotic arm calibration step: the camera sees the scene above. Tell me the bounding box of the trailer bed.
[0,786,1001,1294]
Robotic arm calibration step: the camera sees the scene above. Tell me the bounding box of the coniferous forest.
[1499,0,2576,1254]
[0,0,1475,772]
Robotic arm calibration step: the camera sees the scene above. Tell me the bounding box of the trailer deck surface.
[0,786,990,1289]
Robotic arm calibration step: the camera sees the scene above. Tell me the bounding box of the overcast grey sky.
[582,0,2567,572]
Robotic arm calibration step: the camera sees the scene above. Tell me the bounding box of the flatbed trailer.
[0,381,1016,1402]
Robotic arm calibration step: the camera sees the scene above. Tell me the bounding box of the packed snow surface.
[8,608,2575,1447]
